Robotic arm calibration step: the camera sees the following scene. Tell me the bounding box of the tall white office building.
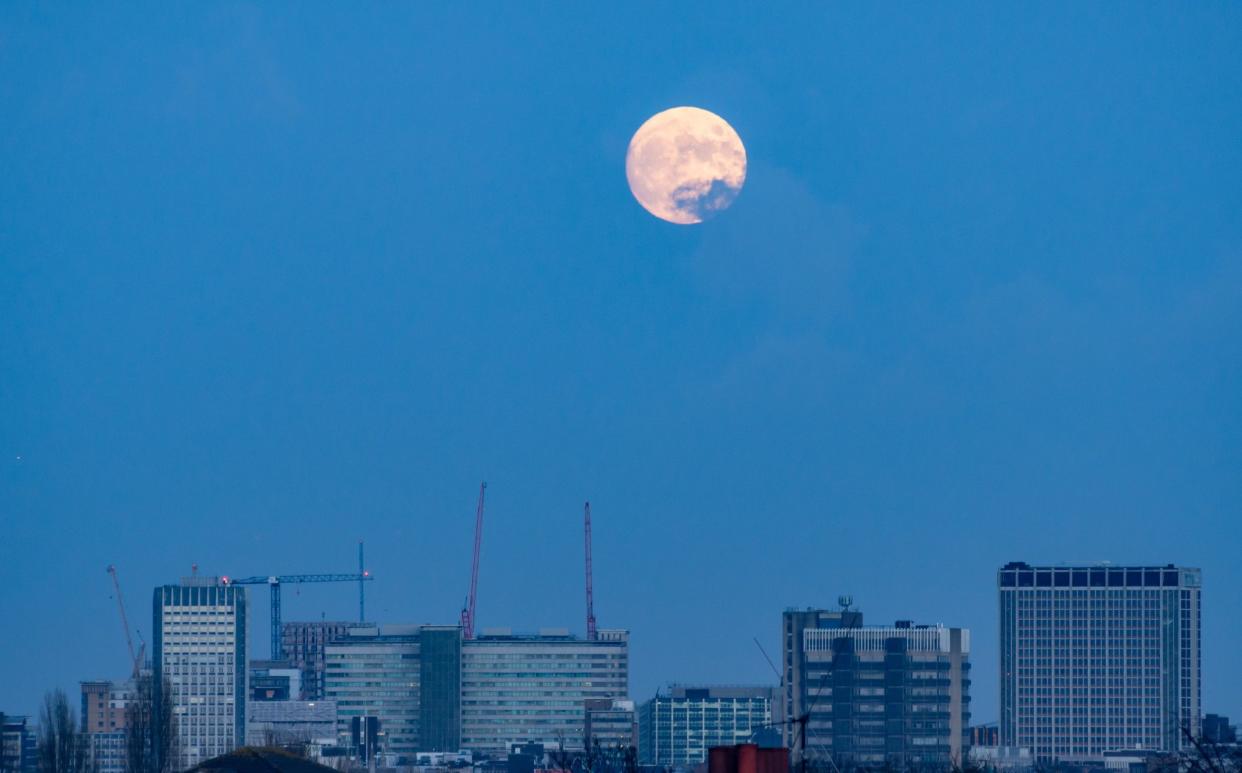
[153,578,248,770]
[998,562,1201,762]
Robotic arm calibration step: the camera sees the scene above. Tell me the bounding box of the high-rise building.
[998,562,1202,762]
[637,686,776,766]
[152,578,248,770]
[784,606,971,769]
[782,604,863,743]
[461,628,629,756]
[281,622,352,701]
[323,624,462,761]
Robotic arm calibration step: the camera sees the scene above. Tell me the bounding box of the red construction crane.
[460,481,487,639]
[584,500,597,641]
[106,565,144,677]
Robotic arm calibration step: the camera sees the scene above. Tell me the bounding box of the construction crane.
[460,481,487,639]
[584,501,597,640]
[106,565,144,677]
[222,572,373,660]
[358,541,366,623]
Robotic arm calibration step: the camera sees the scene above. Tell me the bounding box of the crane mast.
[460,481,486,639]
[107,565,142,678]
[584,501,597,640]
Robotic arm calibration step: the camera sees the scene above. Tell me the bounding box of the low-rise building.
[637,685,776,766]
[585,698,636,750]
[246,701,337,747]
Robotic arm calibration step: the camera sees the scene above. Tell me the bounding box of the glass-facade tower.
[998,562,1201,762]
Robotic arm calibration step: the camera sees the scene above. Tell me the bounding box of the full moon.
[626,106,746,225]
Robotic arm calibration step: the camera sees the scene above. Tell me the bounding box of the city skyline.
[4,2,1241,753]
[1,553,1230,725]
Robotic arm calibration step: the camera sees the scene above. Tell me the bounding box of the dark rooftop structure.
[184,748,337,773]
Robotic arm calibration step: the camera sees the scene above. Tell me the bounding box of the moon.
[626,106,747,225]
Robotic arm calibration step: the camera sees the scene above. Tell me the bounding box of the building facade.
[80,680,136,773]
[585,698,636,750]
[281,621,352,701]
[246,701,337,747]
[80,680,132,735]
[323,624,461,761]
[461,628,629,756]
[637,686,775,766]
[782,604,864,745]
[1,715,38,773]
[248,660,302,702]
[785,606,971,769]
[998,562,1202,762]
[152,579,248,769]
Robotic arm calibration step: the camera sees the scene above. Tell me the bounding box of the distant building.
[781,604,863,746]
[80,680,137,773]
[323,624,461,761]
[246,701,337,747]
[80,680,133,734]
[1,715,38,773]
[85,733,127,773]
[153,577,248,769]
[969,723,999,748]
[998,562,1202,761]
[968,745,1034,771]
[783,605,971,769]
[585,698,636,750]
[281,622,352,701]
[249,660,302,702]
[461,628,629,756]
[706,744,787,773]
[1203,714,1237,746]
[637,685,776,766]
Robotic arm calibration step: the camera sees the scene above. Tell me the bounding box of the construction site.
[92,483,633,772]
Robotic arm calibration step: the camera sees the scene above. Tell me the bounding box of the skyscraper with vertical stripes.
[998,562,1201,762]
[153,578,247,770]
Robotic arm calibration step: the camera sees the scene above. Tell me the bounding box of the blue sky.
[2,4,1240,722]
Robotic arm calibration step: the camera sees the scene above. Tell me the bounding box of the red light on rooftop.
[221,576,230,585]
